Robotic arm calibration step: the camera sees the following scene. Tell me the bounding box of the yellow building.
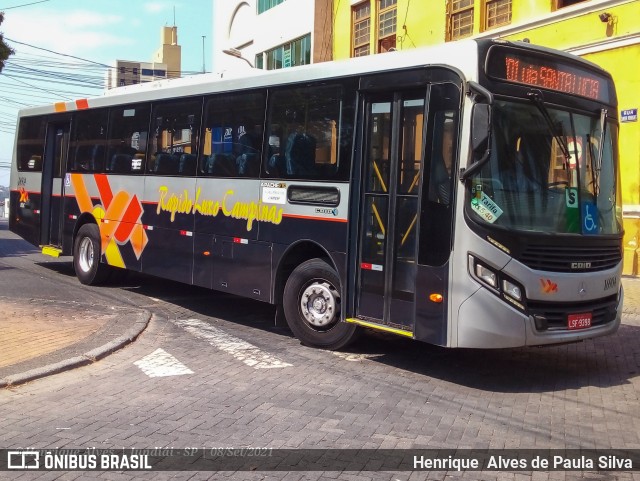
[333,0,640,275]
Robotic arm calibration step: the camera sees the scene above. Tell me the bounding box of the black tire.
[283,258,359,350]
[73,224,111,285]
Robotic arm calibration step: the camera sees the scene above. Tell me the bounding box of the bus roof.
[16,38,608,117]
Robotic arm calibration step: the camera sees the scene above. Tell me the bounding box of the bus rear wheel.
[283,258,358,350]
[73,224,111,285]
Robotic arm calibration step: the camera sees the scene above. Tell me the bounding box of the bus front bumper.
[456,287,623,348]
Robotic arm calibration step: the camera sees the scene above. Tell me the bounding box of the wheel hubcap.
[78,237,94,273]
[300,281,339,328]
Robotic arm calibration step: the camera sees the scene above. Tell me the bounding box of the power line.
[5,37,113,68]
[0,0,50,9]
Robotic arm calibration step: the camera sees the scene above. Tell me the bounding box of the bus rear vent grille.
[520,245,621,272]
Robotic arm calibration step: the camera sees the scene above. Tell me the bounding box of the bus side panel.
[193,178,272,301]
[413,263,449,346]
[142,176,195,284]
[257,182,350,253]
[66,173,147,271]
[9,188,41,248]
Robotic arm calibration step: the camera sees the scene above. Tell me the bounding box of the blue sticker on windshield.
[582,201,598,234]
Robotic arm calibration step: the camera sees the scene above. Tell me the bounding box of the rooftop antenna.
[173,6,176,26]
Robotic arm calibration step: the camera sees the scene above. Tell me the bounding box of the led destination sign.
[486,47,611,103]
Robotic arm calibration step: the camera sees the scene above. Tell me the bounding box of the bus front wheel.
[73,224,111,285]
[283,258,358,350]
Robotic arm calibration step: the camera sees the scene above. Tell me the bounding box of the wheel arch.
[72,213,99,245]
[273,240,339,307]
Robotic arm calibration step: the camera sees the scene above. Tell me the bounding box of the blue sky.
[0,0,213,186]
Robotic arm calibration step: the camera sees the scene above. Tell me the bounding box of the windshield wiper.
[527,90,571,165]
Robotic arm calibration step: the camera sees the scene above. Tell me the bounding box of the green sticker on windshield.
[471,192,504,224]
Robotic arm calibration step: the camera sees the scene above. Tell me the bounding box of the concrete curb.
[0,310,151,389]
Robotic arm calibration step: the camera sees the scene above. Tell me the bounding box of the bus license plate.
[568,312,592,330]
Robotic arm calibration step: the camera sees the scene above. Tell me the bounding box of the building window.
[485,0,511,29]
[262,34,311,70]
[554,0,587,8]
[352,2,371,57]
[448,0,474,40]
[257,0,285,14]
[378,0,397,52]
[133,67,138,75]
[120,66,125,74]
[119,79,125,86]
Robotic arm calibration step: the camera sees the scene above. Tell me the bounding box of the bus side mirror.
[471,104,491,156]
[460,104,492,182]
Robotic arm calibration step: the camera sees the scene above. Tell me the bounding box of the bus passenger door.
[355,91,426,332]
[40,122,70,248]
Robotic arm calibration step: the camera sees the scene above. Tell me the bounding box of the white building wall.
[212,0,316,73]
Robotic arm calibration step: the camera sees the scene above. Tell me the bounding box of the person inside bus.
[109,139,136,173]
[284,131,316,176]
[235,123,262,177]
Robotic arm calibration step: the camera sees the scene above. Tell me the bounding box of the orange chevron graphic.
[70,174,148,266]
[540,279,558,294]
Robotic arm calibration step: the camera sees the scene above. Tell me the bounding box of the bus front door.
[40,122,70,248]
[355,91,426,333]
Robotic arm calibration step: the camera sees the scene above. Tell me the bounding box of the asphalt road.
[1,218,639,480]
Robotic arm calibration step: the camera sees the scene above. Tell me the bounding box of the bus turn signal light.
[429,293,444,303]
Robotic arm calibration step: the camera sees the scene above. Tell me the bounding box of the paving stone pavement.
[1,213,639,480]
[0,277,638,480]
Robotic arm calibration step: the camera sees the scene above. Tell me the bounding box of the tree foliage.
[0,12,14,73]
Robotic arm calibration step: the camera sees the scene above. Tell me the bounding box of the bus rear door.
[40,121,70,249]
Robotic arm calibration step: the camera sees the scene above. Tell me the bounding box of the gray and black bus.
[9,38,623,349]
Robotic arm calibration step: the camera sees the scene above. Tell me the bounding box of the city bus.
[9,38,623,350]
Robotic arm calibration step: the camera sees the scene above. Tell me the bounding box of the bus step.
[346,318,414,338]
[41,245,63,258]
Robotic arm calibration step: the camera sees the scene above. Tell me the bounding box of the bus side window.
[106,105,150,174]
[264,83,354,180]
[200,91,265,178]
[16,115,47,172]
[70,109,108,173]
[148,99,202,176]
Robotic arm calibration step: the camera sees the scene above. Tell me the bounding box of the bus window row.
[16,82,356,182]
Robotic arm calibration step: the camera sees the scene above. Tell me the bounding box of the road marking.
[134,348,194,378]
[173,318,292,369]
[329,351,383,362]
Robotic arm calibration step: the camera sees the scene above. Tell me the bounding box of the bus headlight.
[475,263,497,288]
[502,280,522,301]
[468,254,527,311]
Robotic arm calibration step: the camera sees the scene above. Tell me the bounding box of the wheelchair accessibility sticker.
[582,201,598,234]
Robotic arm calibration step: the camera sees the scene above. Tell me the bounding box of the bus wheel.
[283,258,358,350]
[73,224,110,285]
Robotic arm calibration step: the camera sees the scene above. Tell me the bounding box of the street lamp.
[201,35,206,73]
[222,47,254,68]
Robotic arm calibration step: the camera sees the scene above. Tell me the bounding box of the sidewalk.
[0,277,638,389]
[0,296,150,388]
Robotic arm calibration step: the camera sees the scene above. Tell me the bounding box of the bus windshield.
[468,99,622,235]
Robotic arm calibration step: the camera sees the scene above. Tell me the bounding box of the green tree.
[0,12,14,73]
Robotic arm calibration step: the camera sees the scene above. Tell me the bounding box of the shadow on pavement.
[35,258,640,395]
